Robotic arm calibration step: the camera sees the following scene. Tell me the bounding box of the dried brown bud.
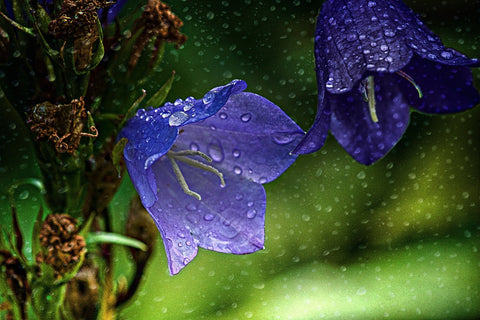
[129,0,187,69]
[48,0,112,70]
[27,97,98,154]
[0,250,28,319]
[38,214,86,276]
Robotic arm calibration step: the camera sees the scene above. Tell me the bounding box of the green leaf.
[112,137,128,177]
[145,71,175,108]
[118,89,147,129]
[86,232,148,251]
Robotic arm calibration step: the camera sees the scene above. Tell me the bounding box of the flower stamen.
[167,150,225,200]
[364,76,379,123]
[396,70,423,98]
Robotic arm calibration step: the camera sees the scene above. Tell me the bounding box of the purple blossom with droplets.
[294,0,480,165]
[118,80,304,275]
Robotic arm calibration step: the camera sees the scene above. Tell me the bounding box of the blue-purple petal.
[158,80,248,127]
[146,157,266,275]
[173,92,304,184]
[330,74,410,165]
[399,56,480,114]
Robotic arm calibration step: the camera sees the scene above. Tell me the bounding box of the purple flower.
[294,0,480,165]
[119,80,304,274]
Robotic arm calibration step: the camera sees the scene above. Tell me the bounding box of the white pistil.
[366,76,379,123]
[167,149,225,200]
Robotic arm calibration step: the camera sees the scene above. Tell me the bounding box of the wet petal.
[294,33,331,155]
[147,158,265,275]
[173,92,304,184]
[399,56,480,114]
[158,79,247,127]
[330,74,410,165]
[119,112,178,172]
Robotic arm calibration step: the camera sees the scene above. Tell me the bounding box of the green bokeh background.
[1,0,480,319]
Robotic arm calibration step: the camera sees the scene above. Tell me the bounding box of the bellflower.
[119,80,304,275]
[294,0,480,165]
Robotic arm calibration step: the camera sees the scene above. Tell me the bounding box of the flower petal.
[399,56,480,114]
[120,113,178,171]
[146,158,266,275]
[173,92,304,184]
[158,79,247,127]
[319,0,414,94]
[293,28,331,155]
[330,74,410,165]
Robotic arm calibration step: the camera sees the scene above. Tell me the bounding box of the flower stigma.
[361,76,379,123]
[166,149,226,200]
[396,70,423,98]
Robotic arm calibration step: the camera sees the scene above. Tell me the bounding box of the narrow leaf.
[87,232,148,251]
[145,71,175,108]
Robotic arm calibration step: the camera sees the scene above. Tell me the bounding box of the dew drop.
[124,144,136,161]
[203,91,215,104]
[219,112,228,119]
[232,149,241,158]
[18,190,29,200]
[272,132,296,145]
[186,203,198,211]
[204,213,215,221]
[384,29,396,37]
[234,166,243,175]
[235,193,244,201]
[380,44,389,51]
[440,51,452,59]
[169,111,189,126]
[189,142,199,151]
[367,1,376,7]
[247,209,257,219]
[183,258,190,265]
[240,113,252,122]
[207,140,225,162]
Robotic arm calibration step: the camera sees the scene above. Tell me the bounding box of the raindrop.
[235,193,244,201]
[207,139,225,162]
[440,51,452,59]
[186,203,197,211]
[204,214,215,221]
[234,166,243,175]
[346,33,357,42]
[240,113,252,122]
[384,29,396,37]
[219,112,228,119]
[247,209,257,219]
[232,149,241,158]
[18,190,29,200]
[124,144,136,161]
[169,111,189,126]
[203,91,215,104]
[189,142,199,151]
[356,171,366,179]
[272,132,297,145]
[367,1,376,7]
[380,44,389,51]
[183,258,190,265]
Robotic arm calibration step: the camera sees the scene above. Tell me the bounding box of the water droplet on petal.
[234,166,243,175]
[380,44,389,51]
[367,1,376,7]
[232,149,241,158]
[272,132,296,145]
[207,139,225,162]
[186,203,198,211]
[183,258,190,265]
[124,144,137,161]
[161,110,171,118]
[235,193,244,201]
[219,112,228,119]
[440,51,452,59]
[204,213,215,221]
[190,142,199,151]
[384,29,395,37]
[247,209,257,219]
[203,91,215,104]
[240,113,252,122]
[169,111,189,126]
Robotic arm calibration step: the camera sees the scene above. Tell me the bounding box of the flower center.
[166,149,225,200]
[361,71,423,123]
